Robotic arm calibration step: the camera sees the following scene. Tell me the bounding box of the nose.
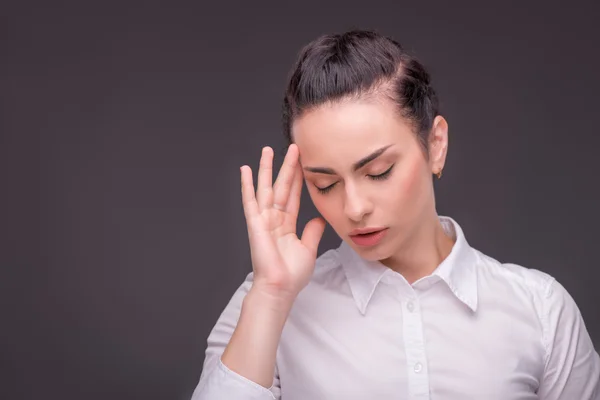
[343,184,373,222]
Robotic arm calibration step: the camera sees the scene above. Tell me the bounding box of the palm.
[241,145,325,298]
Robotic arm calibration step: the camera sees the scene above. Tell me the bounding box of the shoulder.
[475,249,556,297]
[473,249,562,335]
[474,249,584,335]
[476,251,598,381]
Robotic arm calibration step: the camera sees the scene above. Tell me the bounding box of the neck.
[380,215,455,284]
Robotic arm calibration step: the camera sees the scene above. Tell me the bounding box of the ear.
[428,115,448,175]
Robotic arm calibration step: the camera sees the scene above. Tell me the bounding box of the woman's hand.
[240,144,325,302]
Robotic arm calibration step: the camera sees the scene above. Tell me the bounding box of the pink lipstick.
[349,227,388,247]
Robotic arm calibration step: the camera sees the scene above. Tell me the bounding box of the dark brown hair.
[282,29,440,158]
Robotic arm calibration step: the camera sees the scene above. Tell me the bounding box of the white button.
[407,301,414,312]
[414,362,423,373]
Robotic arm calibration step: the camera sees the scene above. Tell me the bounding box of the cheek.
[307,189,334,218]
[385,157,430,209]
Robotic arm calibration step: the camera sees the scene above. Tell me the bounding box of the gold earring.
[436,170,443,179]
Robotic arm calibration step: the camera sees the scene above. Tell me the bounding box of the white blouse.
[192,216,600,399]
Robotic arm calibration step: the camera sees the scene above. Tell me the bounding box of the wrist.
[245,285,297,315]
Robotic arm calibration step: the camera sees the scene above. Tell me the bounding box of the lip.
[349,227,387,236]
[348,227,389,247]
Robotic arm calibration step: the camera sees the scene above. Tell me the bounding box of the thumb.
[300,217,326,255]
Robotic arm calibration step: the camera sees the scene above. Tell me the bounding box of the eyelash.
[369,164,395,181]
[315,164,395,194]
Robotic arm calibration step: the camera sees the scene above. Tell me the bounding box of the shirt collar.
[338,215,479,315]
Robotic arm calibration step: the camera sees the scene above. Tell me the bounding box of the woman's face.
[292,97,448,261]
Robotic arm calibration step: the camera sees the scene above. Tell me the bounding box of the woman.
[192,30,599,399]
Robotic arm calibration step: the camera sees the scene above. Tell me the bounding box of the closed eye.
[315,164,395,194]
[368,164,394,180]
[315,182,337,194]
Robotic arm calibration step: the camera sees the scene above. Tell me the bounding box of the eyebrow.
[303,144,394,175]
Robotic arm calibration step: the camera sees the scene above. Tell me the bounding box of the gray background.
[2,1,599,399]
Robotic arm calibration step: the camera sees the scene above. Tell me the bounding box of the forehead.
[292,99,416,165]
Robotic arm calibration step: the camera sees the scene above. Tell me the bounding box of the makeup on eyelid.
[313,164,395,193]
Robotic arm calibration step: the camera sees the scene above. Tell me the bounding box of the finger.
[300,217,326,255]
[273,144,299,211]
[240,165,259,220]
[256,146,274,211]
[286,161,303,218]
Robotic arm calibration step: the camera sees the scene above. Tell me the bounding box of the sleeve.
[190,272,281,400]
[537,278,600,399]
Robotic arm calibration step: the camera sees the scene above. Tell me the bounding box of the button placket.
[402,293,430,398]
